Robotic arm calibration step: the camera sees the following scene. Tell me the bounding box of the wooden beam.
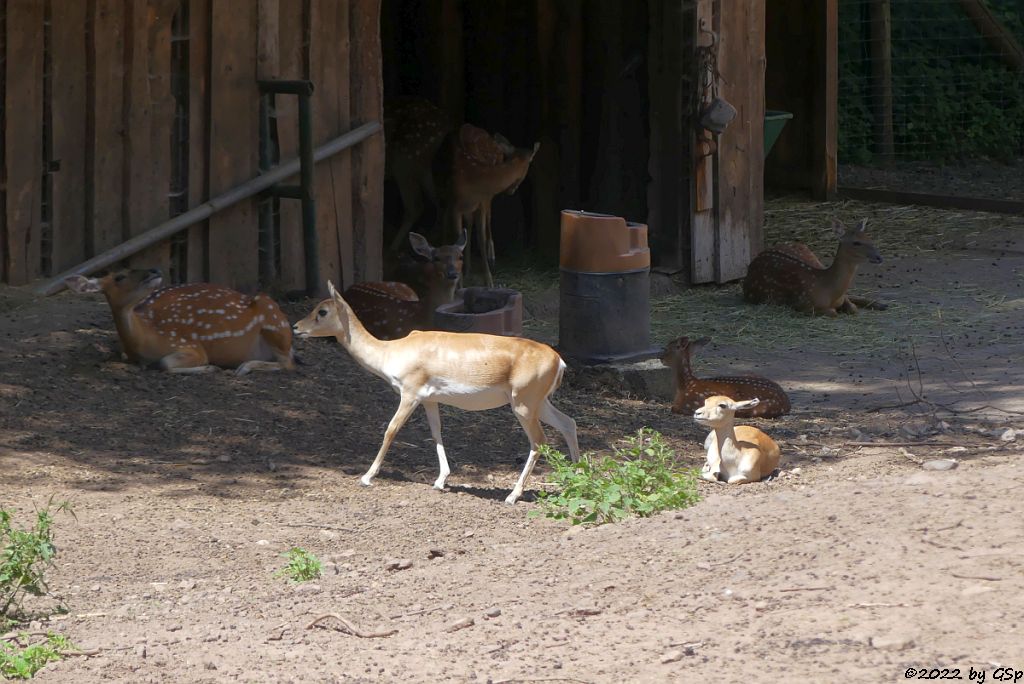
[350,0,384,283]
[815,0,838,199]
[714,0,754,282]
[868,0,894,160]
[274,0,307,291]
[208,0,259,290]
[90,0,127,258]
[4,0,45,284]
[50,1,89,273]
[186,0,211,282]
[123,0,176,274]
[956,0,1024,72]
[308,0,344,292]
[838,186,1024,215]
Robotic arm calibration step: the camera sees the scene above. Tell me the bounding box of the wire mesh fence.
[838,0,1024,202]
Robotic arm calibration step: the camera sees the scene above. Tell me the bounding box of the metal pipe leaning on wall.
[35,121,382,297]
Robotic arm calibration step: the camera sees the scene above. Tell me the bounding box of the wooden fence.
[1,0,383,292]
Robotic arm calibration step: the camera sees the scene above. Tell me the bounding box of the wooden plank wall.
[713,0,764,281]
[0,0,384,289]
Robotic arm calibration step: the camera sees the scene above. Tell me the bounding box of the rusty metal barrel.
[558,210,658,364]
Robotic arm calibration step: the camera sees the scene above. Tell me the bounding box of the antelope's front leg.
[361,394,420,487]
[701,453,722,483]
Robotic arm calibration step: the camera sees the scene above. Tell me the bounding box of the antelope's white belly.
[418,380,510,411]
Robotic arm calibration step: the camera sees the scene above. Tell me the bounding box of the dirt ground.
[2,198,1023,683]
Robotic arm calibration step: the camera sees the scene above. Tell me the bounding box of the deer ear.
[492,132,514,155]
[327,280,339,299]
[531,141,541,157]
[64,275,102,294]
[856,218,869,233]
[831,219,846,237]
[454,229,468,251]
[408,232,434,259]
[731,398,760,410]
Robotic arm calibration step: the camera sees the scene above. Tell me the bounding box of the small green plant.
[275,548,322,583]
[0,632,74,679]
[1,499,74,621]
[534,428,701,526]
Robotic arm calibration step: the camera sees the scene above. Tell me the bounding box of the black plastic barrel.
[558,211,659,365]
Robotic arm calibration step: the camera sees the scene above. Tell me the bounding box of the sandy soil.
[2,199,1023,682]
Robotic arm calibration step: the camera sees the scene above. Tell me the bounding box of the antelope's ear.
[408,232,434,259]
[65,275,102,294]
[454,229,468,251]
[691,337,711,350]
[830,219,846,237]
[731,398,760,410]
[327,280,340,300]
[856,218,869,233]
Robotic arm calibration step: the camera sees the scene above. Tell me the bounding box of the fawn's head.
[659,335,711,368]
[293,281,350,341]
[694,395,760,428]
[65,268,163,309]
[409,230,467,286]
[833,219,882,265]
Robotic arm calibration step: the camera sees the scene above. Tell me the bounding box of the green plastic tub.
[764,110,793,159]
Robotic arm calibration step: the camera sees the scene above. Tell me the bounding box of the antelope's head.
[694,395,760,428]
[293,281,351,342]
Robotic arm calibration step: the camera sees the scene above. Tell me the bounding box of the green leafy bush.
[0,632,74,679]
[1,500,74,621]
[534,428,701,526]
[275,548,322,583]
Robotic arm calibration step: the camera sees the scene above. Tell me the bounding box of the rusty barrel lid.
[559,210,650,273]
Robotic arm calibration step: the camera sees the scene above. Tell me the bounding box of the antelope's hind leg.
[539,399,579,462]
[423,401,451,490]
[506,399,547,505]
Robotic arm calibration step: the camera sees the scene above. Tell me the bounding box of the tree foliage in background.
[839,0,1024,164]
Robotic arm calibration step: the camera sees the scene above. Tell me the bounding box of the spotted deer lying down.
[694,396,781,484]
[64,268,295,375]
[660,336,790,418]
[742,218,886,316]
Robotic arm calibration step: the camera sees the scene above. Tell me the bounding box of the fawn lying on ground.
[660,336,790,418]
[694,396,781,485]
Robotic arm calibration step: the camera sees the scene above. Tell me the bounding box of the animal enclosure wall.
[0,0,384,291]
[381,0,766,284]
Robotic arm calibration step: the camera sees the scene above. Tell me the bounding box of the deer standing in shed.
[64,269,295,375]
[660,336,790,418]
[344,231,466,340]
[742,219,886,316]
[436,125,539,287]
[694,396,781,485]
[385,98,540,287]
[293,281,580,504]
